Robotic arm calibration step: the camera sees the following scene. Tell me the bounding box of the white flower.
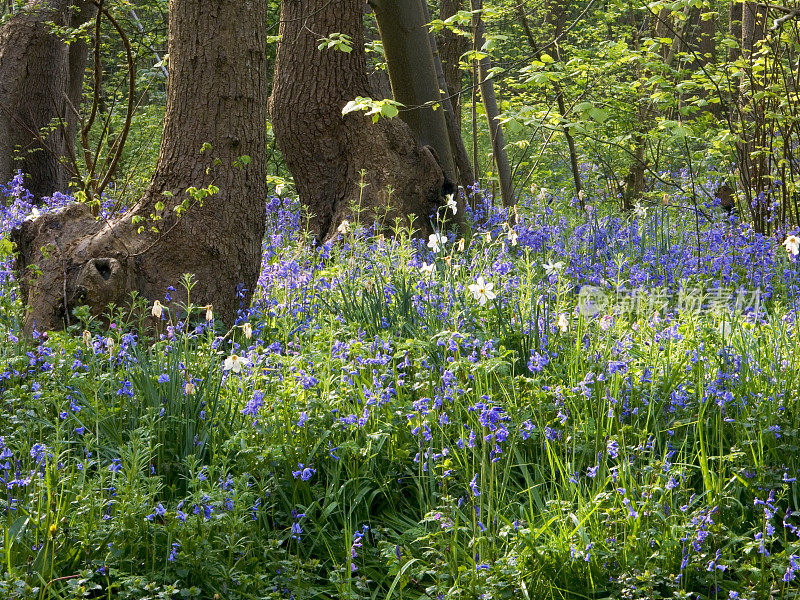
[337,219,351,235]
[82,330,92,348]
[151,300,163,319]
[634,203,647,218]
[205,305,213,322]
[557,314,569,332]
[427,232,444,253]
[468,276,496,306]
[599,314,614,331]
[543,259,565,278]
[275,183,286,196]
[783,235,800,256]
[242,322,253,339]
[507,229,518,246]
[223,353,250,374]
[457,238,465,252]
[420,262,435,276]
[184,380,196,394]
[446,194,457,215]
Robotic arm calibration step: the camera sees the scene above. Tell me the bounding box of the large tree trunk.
[270,0,446,243]
[470,0,514,207]
[12,0,268,332]
[371,0,456,185]
[0,0,93,197]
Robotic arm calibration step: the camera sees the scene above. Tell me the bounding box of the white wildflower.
[446,194,458,215]
[151,300,163,319]
[223,354,250,374]
[427,232,444,253]
[468,276,496,306]
[557,314,569,332]
[783,235,799,256]
[543,259,565,278]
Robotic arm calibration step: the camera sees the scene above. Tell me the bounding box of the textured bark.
[0,0,92,197]
[12,0,268,332]
[421,0,474,212]
[728,1,743,63]
[738,1,768,226]
[741,1,766,55]
[371,0,456,184]
[470,0,514,207]
[270,0,446,243]
[439,0,465,125]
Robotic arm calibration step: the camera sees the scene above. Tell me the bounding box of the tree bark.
[439,0,466,126]
[470,0,514,207]
[739,1,768,228]
[728,1,743,63]
[363,5,392,101]
[270,0,446,243]
[0,0,93,198]
[12,0,268,332]
[420,0,474,214]
[371,0,456,185]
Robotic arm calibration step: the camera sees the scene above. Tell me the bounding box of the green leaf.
[588,107,610,123]
[0,237,14,258]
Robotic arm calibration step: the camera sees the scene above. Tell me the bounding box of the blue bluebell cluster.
[1,173,800,598]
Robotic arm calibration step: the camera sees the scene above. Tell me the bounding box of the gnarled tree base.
[11,0,268,334]
[269,0,447,243]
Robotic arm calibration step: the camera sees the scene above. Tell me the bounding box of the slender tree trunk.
[439,0,465,125]
[363,5,392,100]
[739,1,768,228]
[0,0,92,197]
[12,0,269,332]
[729,1,743,63]
[270,0,446,243]
[420,0,475,213]
[470,0,514,207]
[371,0,456,186]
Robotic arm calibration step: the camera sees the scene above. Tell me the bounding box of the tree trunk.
[270,0,446,243]
[363,5,393,100]
[371,0,456,185]
[420,0,474,214]
[471,0,514,207]
[739,1,768,228]
[439,0,465,125]
[12,0,268,332]
[0,0,92,197]
[728,1,743,63]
